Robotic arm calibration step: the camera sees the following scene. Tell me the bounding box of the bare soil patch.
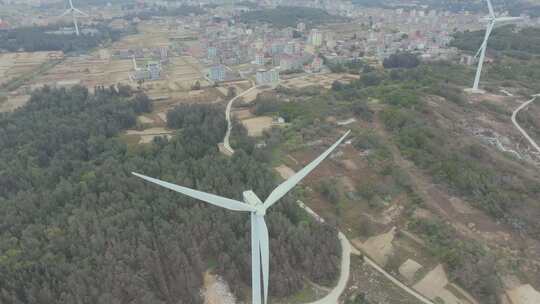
[0,95,30,112]
[233,109,254,120]
[125,127,173,144]
[137,116,154,124]
[506,284,540,304]
[413,264,471,304]
[399,259,423,283]
[275,165,295,180]
[341,159,358,171]
[203,272,237,304]
[359,227,396,265]
[241,116,273,137]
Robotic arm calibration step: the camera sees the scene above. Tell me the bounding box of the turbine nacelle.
[60,0,88,36]
[243,190,266,215]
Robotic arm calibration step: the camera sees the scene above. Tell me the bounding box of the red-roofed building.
[0,19,10,29]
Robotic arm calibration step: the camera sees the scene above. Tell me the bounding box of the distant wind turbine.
[469,0,522,93]
[132,130,350,304]
[60,0,88,36]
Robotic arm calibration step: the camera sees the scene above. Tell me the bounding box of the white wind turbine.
[132,130,350,304]
[61,0,88,36]
[469,0,522,93]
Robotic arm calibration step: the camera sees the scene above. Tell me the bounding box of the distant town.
[1,0,539,94]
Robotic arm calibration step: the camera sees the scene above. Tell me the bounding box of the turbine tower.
[470,0,522,93]
[61,0,88,36]
[132,130,350,304]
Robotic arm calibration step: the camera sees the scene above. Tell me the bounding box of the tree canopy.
[451,25,540,58]
[0,86,340,304]
[239,6,347,28]
[0,25,123,53]
[383,52,420,69]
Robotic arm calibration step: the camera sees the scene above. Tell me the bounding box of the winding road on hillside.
[512,94,540,154]
[222,85,259,155]
[297,201,434,304]
[221,84,434,304]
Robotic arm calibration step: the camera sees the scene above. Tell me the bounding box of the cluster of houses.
[118,47,168,81]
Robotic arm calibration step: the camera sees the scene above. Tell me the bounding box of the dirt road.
[222,85,259,154]
[297,201,433,304]
[512,94,540,154]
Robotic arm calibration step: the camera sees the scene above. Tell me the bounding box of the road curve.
[309,232,352,304]
[296,201,353,304]
[512,95,540,154]
[298,201,434,304]
[222,85,259,155]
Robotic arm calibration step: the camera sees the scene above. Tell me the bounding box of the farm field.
[0,18,224,116]
[24,20,208,97]
[0,51,63,87]
[280,73,359,89]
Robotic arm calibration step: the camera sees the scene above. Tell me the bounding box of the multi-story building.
[207,47,218,59]
[255,52,265,65]
[256,68,280,85]
[309,29,323,47]
[147,61,161,80]
[209,65,226,82]
[284,41,298,55]
[311,57,323,72]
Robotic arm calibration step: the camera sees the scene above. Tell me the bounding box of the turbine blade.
[60,9,72,17]
[132,172,255,212]
[486,0,495,18]
[69,0,74,9]
[251,214,262,304]
[73,8,88,16]
[486,20,495,40]
[495,16,522,22]
[474,44,484,58]
[476,21,494,58]
[263,130,350,209]
[73,14,79,36]
[256,216,270,304]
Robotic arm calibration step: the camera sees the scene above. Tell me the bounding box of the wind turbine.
[132,130,350,304]
[60,0,88,36]
[469,0,522,93]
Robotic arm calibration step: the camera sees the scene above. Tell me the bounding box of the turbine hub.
[256,207,266,216]
[243,190,264,212]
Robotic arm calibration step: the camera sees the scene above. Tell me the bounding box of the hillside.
[238,54,540,302]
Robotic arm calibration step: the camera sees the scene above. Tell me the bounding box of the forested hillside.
[0,86,340,303]
[239,6,347,28]
[451,25,540,58]
[352,0,531,14]
[126,5,206,20]
[0,25,123,53]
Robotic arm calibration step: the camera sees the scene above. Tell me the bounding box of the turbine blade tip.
[132,172,146,178]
